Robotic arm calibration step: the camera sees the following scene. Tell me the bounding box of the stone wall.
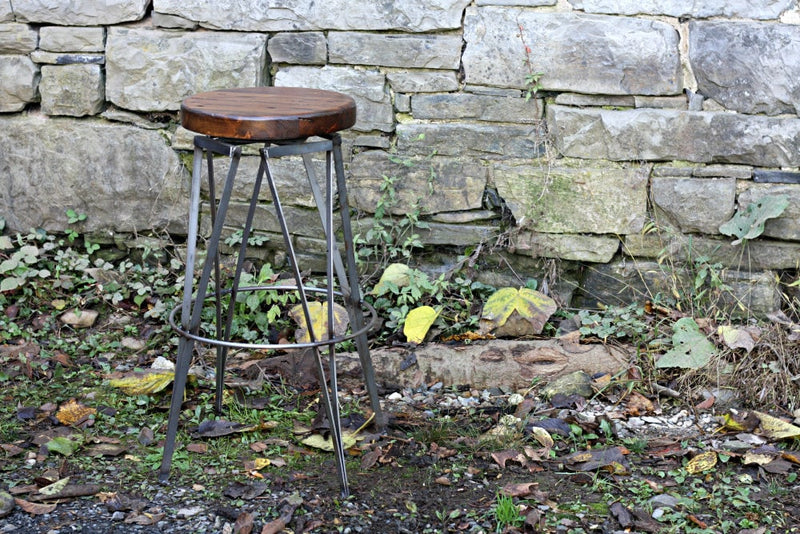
[2,0,799,314]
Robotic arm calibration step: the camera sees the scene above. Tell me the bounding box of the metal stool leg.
[331,135,385,429]
[160,137,242,482]
[262,145,349,497]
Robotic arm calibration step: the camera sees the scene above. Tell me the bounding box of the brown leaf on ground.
[233,511,254,534]
[500,482,538,498]
[625,391,654,416]
[14,498,56,515]
[55,399,96,426]
[491,450,527,469]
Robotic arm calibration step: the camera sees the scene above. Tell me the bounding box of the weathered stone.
[464,86,521,97]
[153,0,471,31]
[268,32,327,65]
[693,165,753,179]
[413,93,542,123]
[554,93,634,108]
[478,0,555,4]
[394,93,412,113]
[396,122,545,159]
[106,28,268,112]
[418,221,499,246]
[569,0,794,19]
[274,66,392,132]
[753,170,800,184]
[737,184,800,241]
[548,106,800,167]
[651,164,695,178]
[513,232,620,262]
[30,52,105,65]
[690,21,800,116]
[0,23,37,53]
[349,151,487,215]
[102,107,172,130]
[493,159,648,234]
[624,233,800,271]
[16,0,149,25]
[0,1,11,22]
[201,201,332,239]
[0,56,39,112]
[463,7,681,95]
[39,26,105,52]
[651,178,736,235]
[0,114,188,234]
[634,96,687,110]
[40,64,104,117]
[430,210,498,224]
[151,13,199,29]
[386,70,460,93]
[329,32,462,69]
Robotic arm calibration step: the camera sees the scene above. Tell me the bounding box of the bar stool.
[158,87,384,497]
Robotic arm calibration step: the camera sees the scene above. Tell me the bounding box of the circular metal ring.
[169,284,378,351]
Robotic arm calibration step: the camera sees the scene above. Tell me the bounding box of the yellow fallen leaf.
[56,399,96,426]
[479,287,557,336]
[108,370,175,395]
[370,263,411,296]
[529,426,554,449]
[403,305,438,344]
[685,451,717,474]
[754,411,800,440]
[38,477,70,496]
[252,458,271,470]
[301,432,357,451]
[288,301,349,344]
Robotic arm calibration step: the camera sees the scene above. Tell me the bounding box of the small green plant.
[492,493,524,532]
[577,303,649,342]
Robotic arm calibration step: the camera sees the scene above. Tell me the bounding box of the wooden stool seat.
[180,87,357,141]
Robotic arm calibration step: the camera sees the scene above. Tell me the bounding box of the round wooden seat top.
[180,87,357,142]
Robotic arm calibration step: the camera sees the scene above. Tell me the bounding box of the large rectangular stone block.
[737,184,800,241]
[396,122,545,159]
[329,32,462,69]
[568,0,793,19]
[268,32,327,65]
[493,158,648,234]
[690,21,800,116]
[0,56,39,112]
[463,7,681,95]
[16,0,149,25]
[412,93,542,123]
[513,232,620,263]
[651,177,736,235]
[0,114,188,234]
[0,1,11,22]
[106,28,267,112]
[0,23,37,53]
[386,71,459,93]
[349,151,487,215]
[39,26,105,52]
[548,105,800,167]
[274,66,392,132]
[40,64,104,117]
[153,0,471,31]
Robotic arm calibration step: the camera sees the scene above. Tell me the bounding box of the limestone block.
[39,26,104,52]
[478,0,555,4]
[624,233,800,270]
[463,7,681,95]
[30,52,105,65]
[690,21,800,116]
[268,32,327,65]
[274,66,392,132]
[0,1,11,22]
[494,158,647,235]
[396,122,545,159]
[15,0,149,25]
[651,177,736,235]
[329,32,462,69]
[693,165,752,179]
[0,114,188,234]
[349,151,487,215]
[40,65,104,117]
[418,221,499,246]
[577,260,780,316]
[513,232,620,263]
[154,0,471,31]
[412,93,542,123]
[106,28,267,112]
[151,13,198,29]
[548,105,800,167]
[554,93,634,108]
[568,0,793,19]
[0,23,38,53]
[205,201,331,238]
[737,184,800,241]
[511,162,645,235]
[386,71,459,93]
[0,56,39,112]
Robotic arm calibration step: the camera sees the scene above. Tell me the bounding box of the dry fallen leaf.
[686,451,717,475]
[55,399,96,426]
[14,498,56,515]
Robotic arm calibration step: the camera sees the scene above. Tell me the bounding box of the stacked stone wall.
[1,0,799,314]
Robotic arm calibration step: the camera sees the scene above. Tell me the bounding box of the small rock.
[177,506,204,519]
[151,356,175,370]
[0,490,14,518]
[648,494,680,509]
[111,511,126,521]
[541,371,593,399]
[121,337,146,350]
[59,309,99,328]
[387,392,403,401]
